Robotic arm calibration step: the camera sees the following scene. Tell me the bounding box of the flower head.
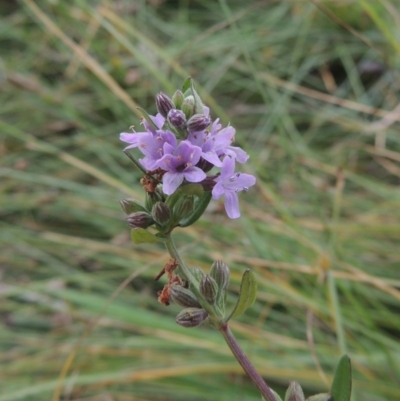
[212,156,256,219]
[120,81,256,220]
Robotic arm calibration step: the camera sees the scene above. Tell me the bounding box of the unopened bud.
[191,266,205,282]
[151,202,171,227]
[210,260,230,293]
[170,285,202,308]
[167,109,186,129]
[173,196,194,223]
[172,90,184,109]
[187,114,212,133]
[200,274,218,304]
[145,190,164,211]
[155,92,175,118]
[176,307,208,328]
[126,212,154,229]
[181,95,195,119]
[285,382,305,401]
[120,198,146,215]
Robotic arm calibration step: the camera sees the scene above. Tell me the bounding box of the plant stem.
[165,235,216,316]
[219,323,276,401]
[165,235,198,286]
[166,235,276,401]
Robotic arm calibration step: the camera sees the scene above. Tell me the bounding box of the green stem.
[219,323,276,401]
[165,235,276,401]
[165,235,215,316]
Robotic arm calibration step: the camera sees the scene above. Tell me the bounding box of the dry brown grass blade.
[23,0,141,117]
[65,11,101,78]
[259,71,400,122]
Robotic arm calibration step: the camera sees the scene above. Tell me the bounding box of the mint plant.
[119,78,352,401]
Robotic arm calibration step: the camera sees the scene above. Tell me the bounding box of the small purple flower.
[120,113,165,150]
[187,121,234,167]
[209,120,249,164]
[212,156,256,219]
[158,141,206,195]
[138,130,177,170]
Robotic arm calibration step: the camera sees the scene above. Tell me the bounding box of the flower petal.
[202,151,222,167]
[162,172,184,195]
[212,182,224,199]
[183,167,206,183]
[120,132,144,146]
[150,113,165,129]
[224,191,240,219]
[220,156,236,179]
[225,146,249,163]
[234,173,256,189]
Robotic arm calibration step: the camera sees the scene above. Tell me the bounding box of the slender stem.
[165,235,198,286]
[166,235,276,400]
[219,323,276,401]
[165,235,215,316]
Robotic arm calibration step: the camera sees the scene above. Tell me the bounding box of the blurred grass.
[1,0,400,400]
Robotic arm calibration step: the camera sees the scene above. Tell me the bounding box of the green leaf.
[131,228,160,244]
[330,354,352,401]
[306,394,332,401]
[226,269,257,321]
[190,79,205,114]
[179,183,204,197]
[137,107,158,129]
[178,191,211,228]
[182,77,192,94]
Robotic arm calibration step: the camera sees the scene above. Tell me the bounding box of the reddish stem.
[219,323,276,401]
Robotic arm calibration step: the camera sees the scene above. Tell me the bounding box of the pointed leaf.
[178,191,211,227]
[182,77,192,94]
[137,107,158,129]
[226,269,257,321]
[330,355,352,401]
[131,228,160,244]
[190,79,205,114]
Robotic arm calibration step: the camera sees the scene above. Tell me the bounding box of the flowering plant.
[119,78,352,401]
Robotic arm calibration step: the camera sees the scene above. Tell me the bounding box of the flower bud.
[151,202,171,227]
[170,285,202,308]
[155,92,175,118]
[145,190,164,211]
[181,95,195,119]
[126,212,154,229]
[176,307,208,328]
[200,274,218,304]
[187,114,212,133]
[167,109,186,129]
[191,266,205,282]
[210,260,230,293]
[120,198,146,215]
[172,90,184,109]
[173,195,194,223]
[285,382,305,401]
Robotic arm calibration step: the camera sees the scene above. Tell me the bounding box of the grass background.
[1,0,400,400]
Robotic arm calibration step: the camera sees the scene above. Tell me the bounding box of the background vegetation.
[1,0,400,400]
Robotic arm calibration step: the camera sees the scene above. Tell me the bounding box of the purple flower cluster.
[120,92,255,219]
